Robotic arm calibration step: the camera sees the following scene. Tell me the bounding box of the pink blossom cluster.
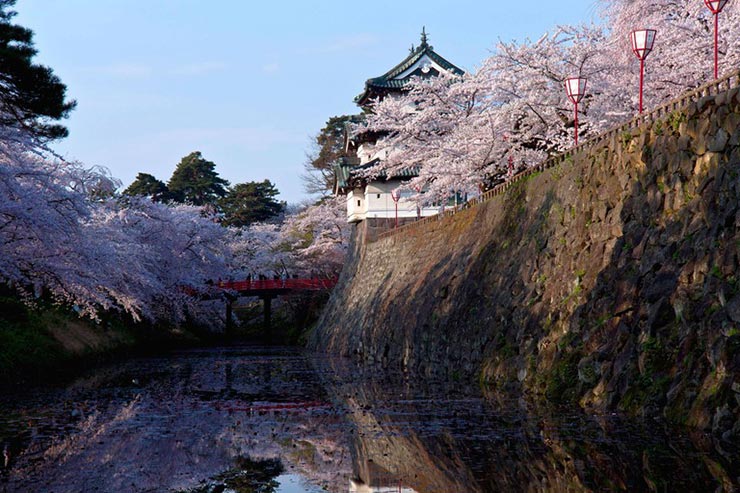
[0,135,234,325]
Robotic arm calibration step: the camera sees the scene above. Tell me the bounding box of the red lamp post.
[704,0,729,79]
[630,29,657,114]
[565,77,587,146]
[391,189,401,228]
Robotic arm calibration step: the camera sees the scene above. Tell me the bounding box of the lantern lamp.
[704,0,729,13]
[703,0,730,79]
[565,77,587,145]
[391,189,401,228]
[630,29,657,113]
[630,29,656,60]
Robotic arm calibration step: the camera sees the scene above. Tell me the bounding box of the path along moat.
[0,345,737,492]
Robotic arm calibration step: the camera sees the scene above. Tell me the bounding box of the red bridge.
[215,277,338,334]
[217,277,338,295]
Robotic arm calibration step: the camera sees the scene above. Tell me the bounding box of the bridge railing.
[376,68,740,242]
[217,277,339,292]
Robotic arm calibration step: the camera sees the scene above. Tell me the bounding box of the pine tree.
[219,180,285,227]
[167,151,229,206]
[0,0,76,141]
[302,115,362,196]
[123,173,169,201]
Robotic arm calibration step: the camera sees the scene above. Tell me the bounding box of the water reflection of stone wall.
[321,359,739,492]
[313,89,740,438]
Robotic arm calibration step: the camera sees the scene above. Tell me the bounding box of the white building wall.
[396,53,452,79]
[346,180,440,222]
[346,188,368,223]
[357,144,389,166]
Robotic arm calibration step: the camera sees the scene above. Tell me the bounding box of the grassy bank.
[0,296,204,387]
[0,286,332,387]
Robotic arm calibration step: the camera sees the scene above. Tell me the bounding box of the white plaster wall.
[357,144,374,166]
[364,181,439,220]
[357,144,389,166]
[396,54,452,79]
[347,188,368,223]
[346,181,441,223]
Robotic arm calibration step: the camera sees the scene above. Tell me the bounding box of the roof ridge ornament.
[409,43,415,54]
[421,26,428,47]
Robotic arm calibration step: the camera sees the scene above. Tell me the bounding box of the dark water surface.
[0,345,737,492]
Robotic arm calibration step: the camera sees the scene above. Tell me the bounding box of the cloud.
[82,63,153,78]
[262,62,280,74]
[169,61,227,76]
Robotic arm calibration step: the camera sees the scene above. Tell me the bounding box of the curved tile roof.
[355,29,464,107]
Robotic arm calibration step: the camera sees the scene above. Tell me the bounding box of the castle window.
[357,200,361,206]
[377,194,381,199]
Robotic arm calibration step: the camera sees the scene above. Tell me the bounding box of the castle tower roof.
[355,28,464,108]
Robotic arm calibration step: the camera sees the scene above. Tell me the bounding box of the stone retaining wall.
[312,87,740,437]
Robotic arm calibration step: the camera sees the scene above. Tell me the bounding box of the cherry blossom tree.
[0,134,237,325]
[600,0,740,106]
[85,198,235,324]
[278,196,348,276]
[231,197,348,279]
[359,24,613,202]
[1,128,348,328]
[231,221,286,278]
[358,70,500,200]
[0,140,113,314]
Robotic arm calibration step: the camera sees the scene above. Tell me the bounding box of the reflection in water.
[319,358,739,493]
[0,347,347,492]
[350,478,418,493]
[176,456,284,493]
[0,346,737,492]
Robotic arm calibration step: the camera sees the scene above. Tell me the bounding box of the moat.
[0,345,737,492]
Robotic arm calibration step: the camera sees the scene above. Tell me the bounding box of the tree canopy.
[167,151,229,206]
[302,115,362,196]
[123,172,169,201]
[219,180,285,227]
[124,159,286,228]
[0,0,76,141]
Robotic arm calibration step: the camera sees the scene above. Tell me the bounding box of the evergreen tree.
[219,180,285,227]
[0,0,76,141]
[167,151,229,206]
[302,115,362,196]
[123,173,169,201]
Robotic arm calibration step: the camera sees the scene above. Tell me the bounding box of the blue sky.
[16,0,599,204]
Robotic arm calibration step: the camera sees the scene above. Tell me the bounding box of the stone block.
[707,128,730,153]
[677,133,691,151]
[644,272,678,304]
[725,294,740,323]
[697,95,716,113]
[721,112,740,136]
[694,153,720,177]
[727,87,740,106]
